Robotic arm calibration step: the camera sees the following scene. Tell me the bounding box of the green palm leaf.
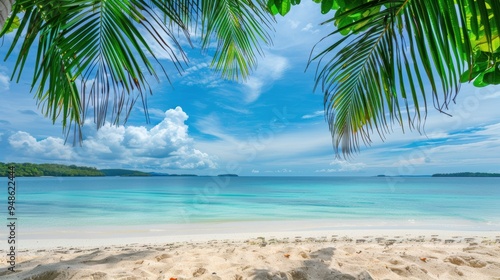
[201,0,274,80]
[310,0,498,157]
[1,0,274,137]
[2,0,194,139]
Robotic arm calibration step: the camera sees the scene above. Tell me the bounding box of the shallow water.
[7,176,500,229]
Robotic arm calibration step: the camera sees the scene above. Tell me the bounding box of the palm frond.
[2,0,273,136]
[310,0,499,157]
[3,0,192,139]
[201,0,274,80]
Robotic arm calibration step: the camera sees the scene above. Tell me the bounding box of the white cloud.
[394,156,429,167]
[242,52,288,103]
[148,108,170,119]
[301,23,314,32]
[244,77,265,103]
[288,20,300,29]
[8,107,217,170]
[315,159,366,173]
[483,90,500,100]
[196,119,333,166]
[215,102,251,114]
[184,62,210,75]
[300,22,320,34]
[140,23,185,62]
[271,2,332,53]
[178,60,222,88]
[195,114,240,143]
[353,120,500,174]
[265,168,292,173]
[314,169,335,173]
[9,132,74,160]
[0,72,10,91]
[302,110,324,119]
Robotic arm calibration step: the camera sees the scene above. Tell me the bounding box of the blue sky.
[1,2,500,176]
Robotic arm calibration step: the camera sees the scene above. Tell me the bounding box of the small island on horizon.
[432,172,500,177]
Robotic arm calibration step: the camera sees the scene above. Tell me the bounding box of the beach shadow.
[12,248,160,279]
[251,246,373,280]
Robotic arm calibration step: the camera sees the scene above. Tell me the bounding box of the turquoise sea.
[6,176,500,230]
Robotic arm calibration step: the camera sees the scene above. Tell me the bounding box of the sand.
[2,229,500,280]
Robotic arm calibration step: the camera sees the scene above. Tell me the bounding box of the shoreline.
[15,218,500,249]
[19,229,500,250]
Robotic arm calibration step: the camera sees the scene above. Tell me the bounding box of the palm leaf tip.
[312,0,499,157]
[201,0,274,81]
[4,0,191,138]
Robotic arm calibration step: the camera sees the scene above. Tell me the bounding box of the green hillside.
[0,162,104,177]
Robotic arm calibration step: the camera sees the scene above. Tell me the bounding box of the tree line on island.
[0,162,238,177]
[0,162,104,177]
[376,172,500,177]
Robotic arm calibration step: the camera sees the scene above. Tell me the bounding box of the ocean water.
[5,176,500,230]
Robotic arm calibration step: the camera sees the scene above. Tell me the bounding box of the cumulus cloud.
[8,107,217,170]
[9,132,74,160]
[148,108,170,119]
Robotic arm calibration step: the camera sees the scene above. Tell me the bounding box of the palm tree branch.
[310,0,490,157]
[315,5,404,155]
[4,0,191,138]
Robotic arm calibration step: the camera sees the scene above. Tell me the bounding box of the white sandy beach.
[1,222,500,280]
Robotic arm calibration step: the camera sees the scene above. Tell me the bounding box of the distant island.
[374,174,430,177]
[0,162,104,177]
[0,162,238,177]
[432,172,500,177]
